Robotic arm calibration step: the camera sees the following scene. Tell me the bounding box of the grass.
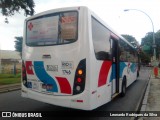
[0,73,21,85]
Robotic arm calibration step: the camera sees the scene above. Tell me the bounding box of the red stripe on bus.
[98,61,112,87]
[25,61,34,75]
[76,100,83,103]
[56,77,71,94]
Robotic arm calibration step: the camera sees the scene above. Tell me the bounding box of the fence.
[1,63,21,74]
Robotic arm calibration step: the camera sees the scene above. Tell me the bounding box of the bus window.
[119,38,138,63]
[60,12,78,43]
[26,11,78,46]
[119,39,127,62]
[91,17,111,60]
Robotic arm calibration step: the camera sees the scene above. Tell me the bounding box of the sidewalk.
[0,83,21,93]
[139,73,160,119]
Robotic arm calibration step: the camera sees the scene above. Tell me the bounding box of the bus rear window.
[26,11,78,46]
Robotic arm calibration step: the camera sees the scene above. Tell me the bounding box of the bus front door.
[111,38,119,97]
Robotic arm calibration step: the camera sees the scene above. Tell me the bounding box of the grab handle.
[42,54,51,59]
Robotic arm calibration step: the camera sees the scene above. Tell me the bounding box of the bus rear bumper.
[21,86,94,110]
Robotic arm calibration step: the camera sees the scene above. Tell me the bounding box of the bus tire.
[121,79,126,97]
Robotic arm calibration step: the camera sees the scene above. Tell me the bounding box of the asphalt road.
[0,67,150,120]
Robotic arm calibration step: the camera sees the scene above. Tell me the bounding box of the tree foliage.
[14,36,23,57]
[0,0,35,23]
[139,50,150,64]
[121,34,139,48]
[155,30,160,38]
[121,34,151,64]
[141,31,160,59]
[141,32,153,57]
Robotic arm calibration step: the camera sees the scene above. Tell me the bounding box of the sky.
[0,0,160,50]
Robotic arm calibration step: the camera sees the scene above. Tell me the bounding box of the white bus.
[22,6,139,110]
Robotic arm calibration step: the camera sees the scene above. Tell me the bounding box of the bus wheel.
[121,81,126,97]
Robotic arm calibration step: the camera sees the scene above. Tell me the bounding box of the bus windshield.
[26,11,78,46]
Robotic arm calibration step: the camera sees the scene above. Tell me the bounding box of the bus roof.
[25,6,85,21]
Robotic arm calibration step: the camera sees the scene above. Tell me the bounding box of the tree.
[14,36,23,57]
[155,30,160,59]
[141,31,160,59]
[121,34,150,64]
[141,32,153,46]
[121,34,139,48]
[0,0,35,23]
[155,30,160,38]
[139,50,150,64]
[141,32,152,58]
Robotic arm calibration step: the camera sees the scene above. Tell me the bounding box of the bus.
[22,6,139,110]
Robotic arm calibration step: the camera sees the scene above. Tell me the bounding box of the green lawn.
[0,73,21,85]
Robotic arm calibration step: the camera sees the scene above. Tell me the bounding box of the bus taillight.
[22,61,27,87]
[73,59,86,95]
[78,69,83,75]
[77,77,82,83]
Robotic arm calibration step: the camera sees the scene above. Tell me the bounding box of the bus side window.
[91,16,111,61]
[119,39,127,62]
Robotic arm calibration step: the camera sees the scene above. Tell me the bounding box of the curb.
[130,71,151,120]
[140,80,150,112]
[138,74,151,111]
[0,83,21,93]
[136,71,152,120]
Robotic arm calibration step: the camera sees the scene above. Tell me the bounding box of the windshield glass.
[26,11,78,46]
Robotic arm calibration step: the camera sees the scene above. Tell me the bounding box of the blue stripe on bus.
[34,61,58,92]
[110,62,127,82]
[120,62,127,78]
[130,63,137,73]
[110,64,116,82]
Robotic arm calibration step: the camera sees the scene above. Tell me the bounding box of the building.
[0,50,21,74]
